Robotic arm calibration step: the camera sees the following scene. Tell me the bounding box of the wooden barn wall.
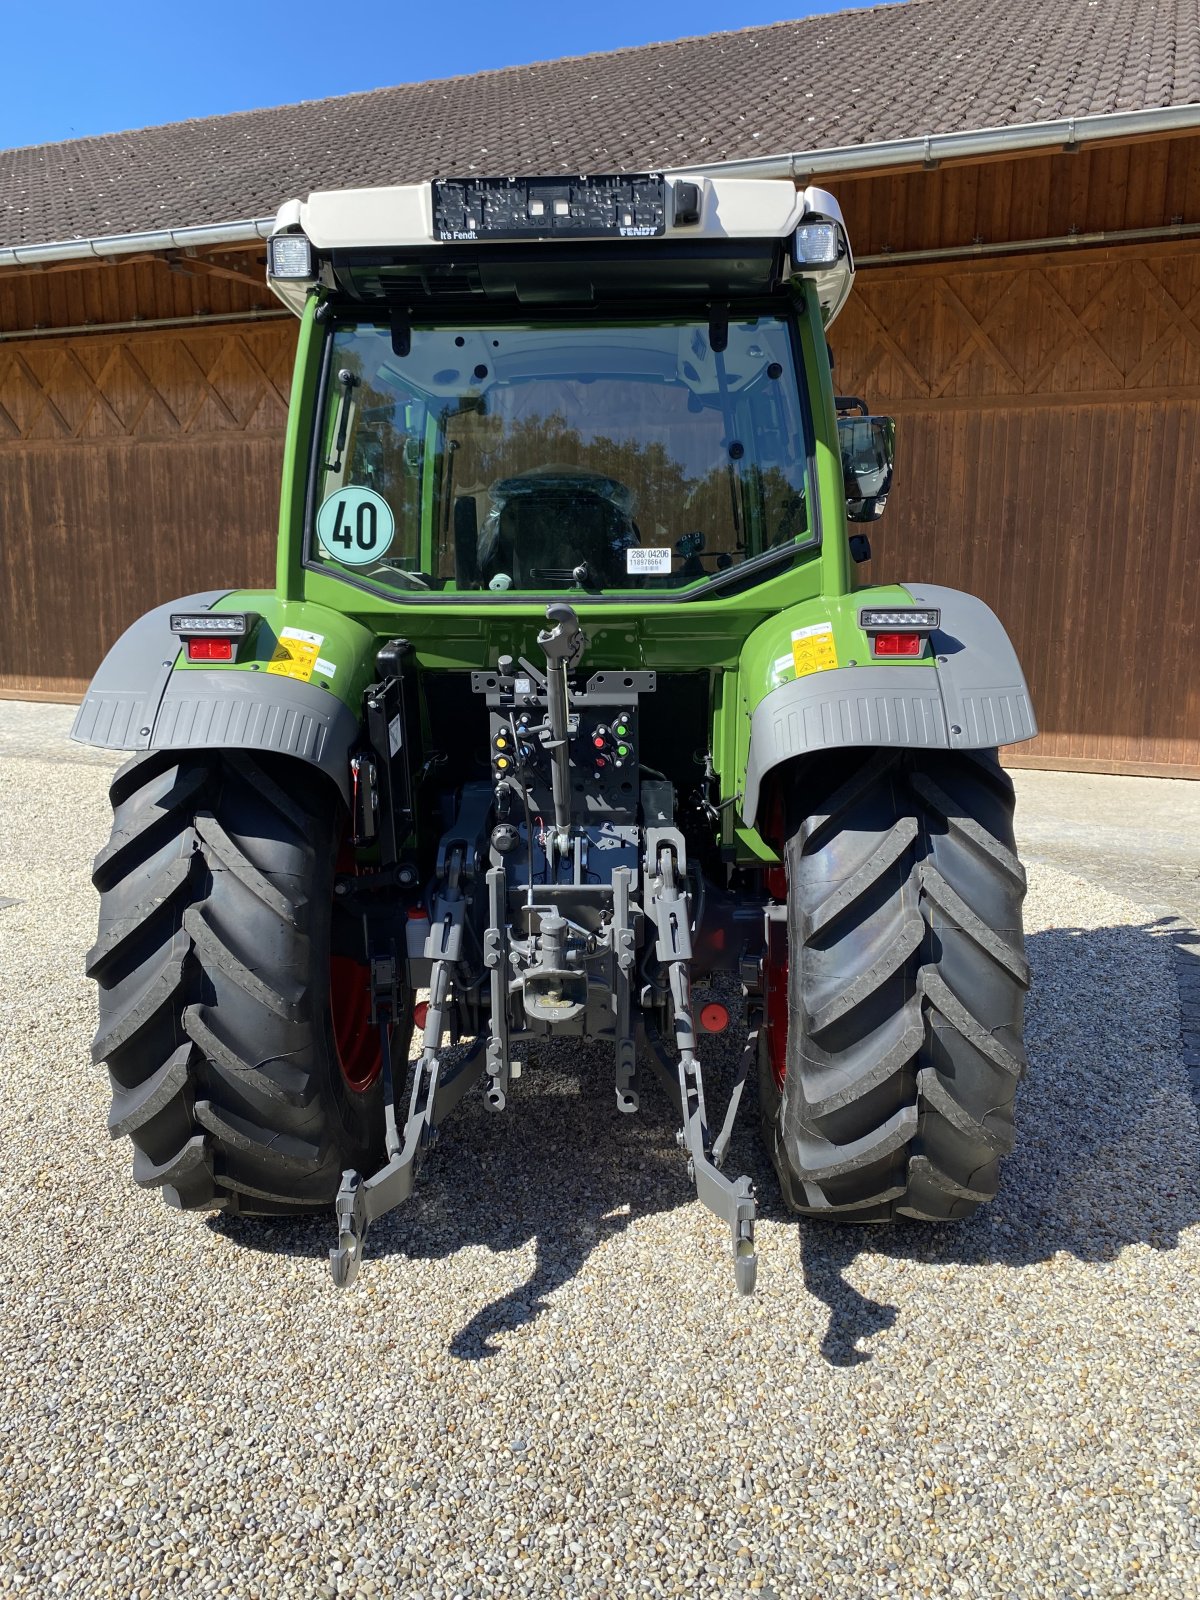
[2,144,1200,774]
[832,239,1200,776]
[0,318,294,697]
[829,131,1200,257]
[0,244,279,331]
[0,247,293,697]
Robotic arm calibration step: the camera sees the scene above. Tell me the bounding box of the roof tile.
[1,0,1197,249]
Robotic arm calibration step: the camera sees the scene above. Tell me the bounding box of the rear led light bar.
[858,607,941,632]
[170,613,256,636]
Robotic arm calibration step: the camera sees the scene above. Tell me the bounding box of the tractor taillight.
[699,1002,730,1034]
[185,638,235,662]
[873,632,922,657]
[858,606,940,660]
[170,610,259,664]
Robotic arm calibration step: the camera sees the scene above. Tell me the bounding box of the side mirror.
[837,414,895,522]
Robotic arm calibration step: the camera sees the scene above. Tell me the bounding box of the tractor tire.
[86,750,387,1215]
[759,748,1028,1222]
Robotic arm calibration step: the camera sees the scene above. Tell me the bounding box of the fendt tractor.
[75,172,1037,1292]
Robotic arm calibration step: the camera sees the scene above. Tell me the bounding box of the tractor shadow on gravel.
[210,920,1199,1364]
[798,918,1200,1366]
[209,1033,710,1358]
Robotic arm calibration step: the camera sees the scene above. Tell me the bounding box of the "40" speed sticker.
[316,486,395,566]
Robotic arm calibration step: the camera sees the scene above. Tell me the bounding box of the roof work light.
[268,234,314,279]
[792,222,842,266]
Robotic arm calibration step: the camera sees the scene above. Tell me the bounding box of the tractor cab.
[267,173,855,608]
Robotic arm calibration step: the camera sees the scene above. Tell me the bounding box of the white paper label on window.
[625,546,672,575]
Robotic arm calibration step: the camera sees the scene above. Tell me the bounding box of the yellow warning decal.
[267,626,324,683]
[791,622,839,678]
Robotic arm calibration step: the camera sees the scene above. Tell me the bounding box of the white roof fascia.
[667,102,1200,182]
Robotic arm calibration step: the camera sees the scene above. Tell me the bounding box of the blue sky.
[1,1,873,151]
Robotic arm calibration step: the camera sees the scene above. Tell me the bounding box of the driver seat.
[497,483,633,587]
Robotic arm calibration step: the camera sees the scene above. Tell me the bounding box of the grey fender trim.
[72,596,358,805]
[150,671,359,805]
[742,585,1036,825]
[71,592,229,752]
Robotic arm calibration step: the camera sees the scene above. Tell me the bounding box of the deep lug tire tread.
[762,749,1028,1223]
[89,752,382,1216]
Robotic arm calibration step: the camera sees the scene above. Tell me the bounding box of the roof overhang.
[2,101,1198,272]
[668,102,1200,183]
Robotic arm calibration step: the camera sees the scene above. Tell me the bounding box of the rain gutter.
[668,103,1200,181]
[0,215,275,270]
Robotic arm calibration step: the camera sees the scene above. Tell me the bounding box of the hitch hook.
[330,1170,369,1288]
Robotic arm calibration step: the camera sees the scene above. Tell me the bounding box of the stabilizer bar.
[644,836,758,1295]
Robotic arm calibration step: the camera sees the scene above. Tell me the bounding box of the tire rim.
[330,954,383,1093]
[763,864,789,1092]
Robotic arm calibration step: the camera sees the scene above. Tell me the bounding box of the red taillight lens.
[873,632,922,657]
[185,637,234,662]
[699,1002,730,1034]
[413,1001,430,1031]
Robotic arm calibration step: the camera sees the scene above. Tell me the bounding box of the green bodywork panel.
[171,290,930,863]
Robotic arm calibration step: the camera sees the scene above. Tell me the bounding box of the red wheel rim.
[330,954,382,1093]
[763,864,789,1092]
[330,838,382,1093]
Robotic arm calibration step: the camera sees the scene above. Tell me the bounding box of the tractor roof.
[266,174,854,324]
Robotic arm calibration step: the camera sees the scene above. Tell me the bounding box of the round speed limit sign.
[316,486,395,566]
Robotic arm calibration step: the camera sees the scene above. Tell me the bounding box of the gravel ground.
[1,750,1198,1599]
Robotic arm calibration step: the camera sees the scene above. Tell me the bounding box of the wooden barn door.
[0,321,295,698]
[834,243,1200,777]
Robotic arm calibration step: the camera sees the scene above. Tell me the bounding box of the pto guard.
[740,583,1037,826]
[71,593,376,806]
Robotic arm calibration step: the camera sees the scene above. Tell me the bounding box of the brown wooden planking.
[1001,751,1199,779]
[0,682,91,703]
[0,247,276,335]
[0,435,282,686]
[836,242,1200,776]
[0,318,292,692]
[831,134,1200,260]
[1,221,1198,775]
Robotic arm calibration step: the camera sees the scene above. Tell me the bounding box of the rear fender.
[72,593,379,806]
[739,583,1037,827]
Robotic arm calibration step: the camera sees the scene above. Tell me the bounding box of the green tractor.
[75,173,1035,1292]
